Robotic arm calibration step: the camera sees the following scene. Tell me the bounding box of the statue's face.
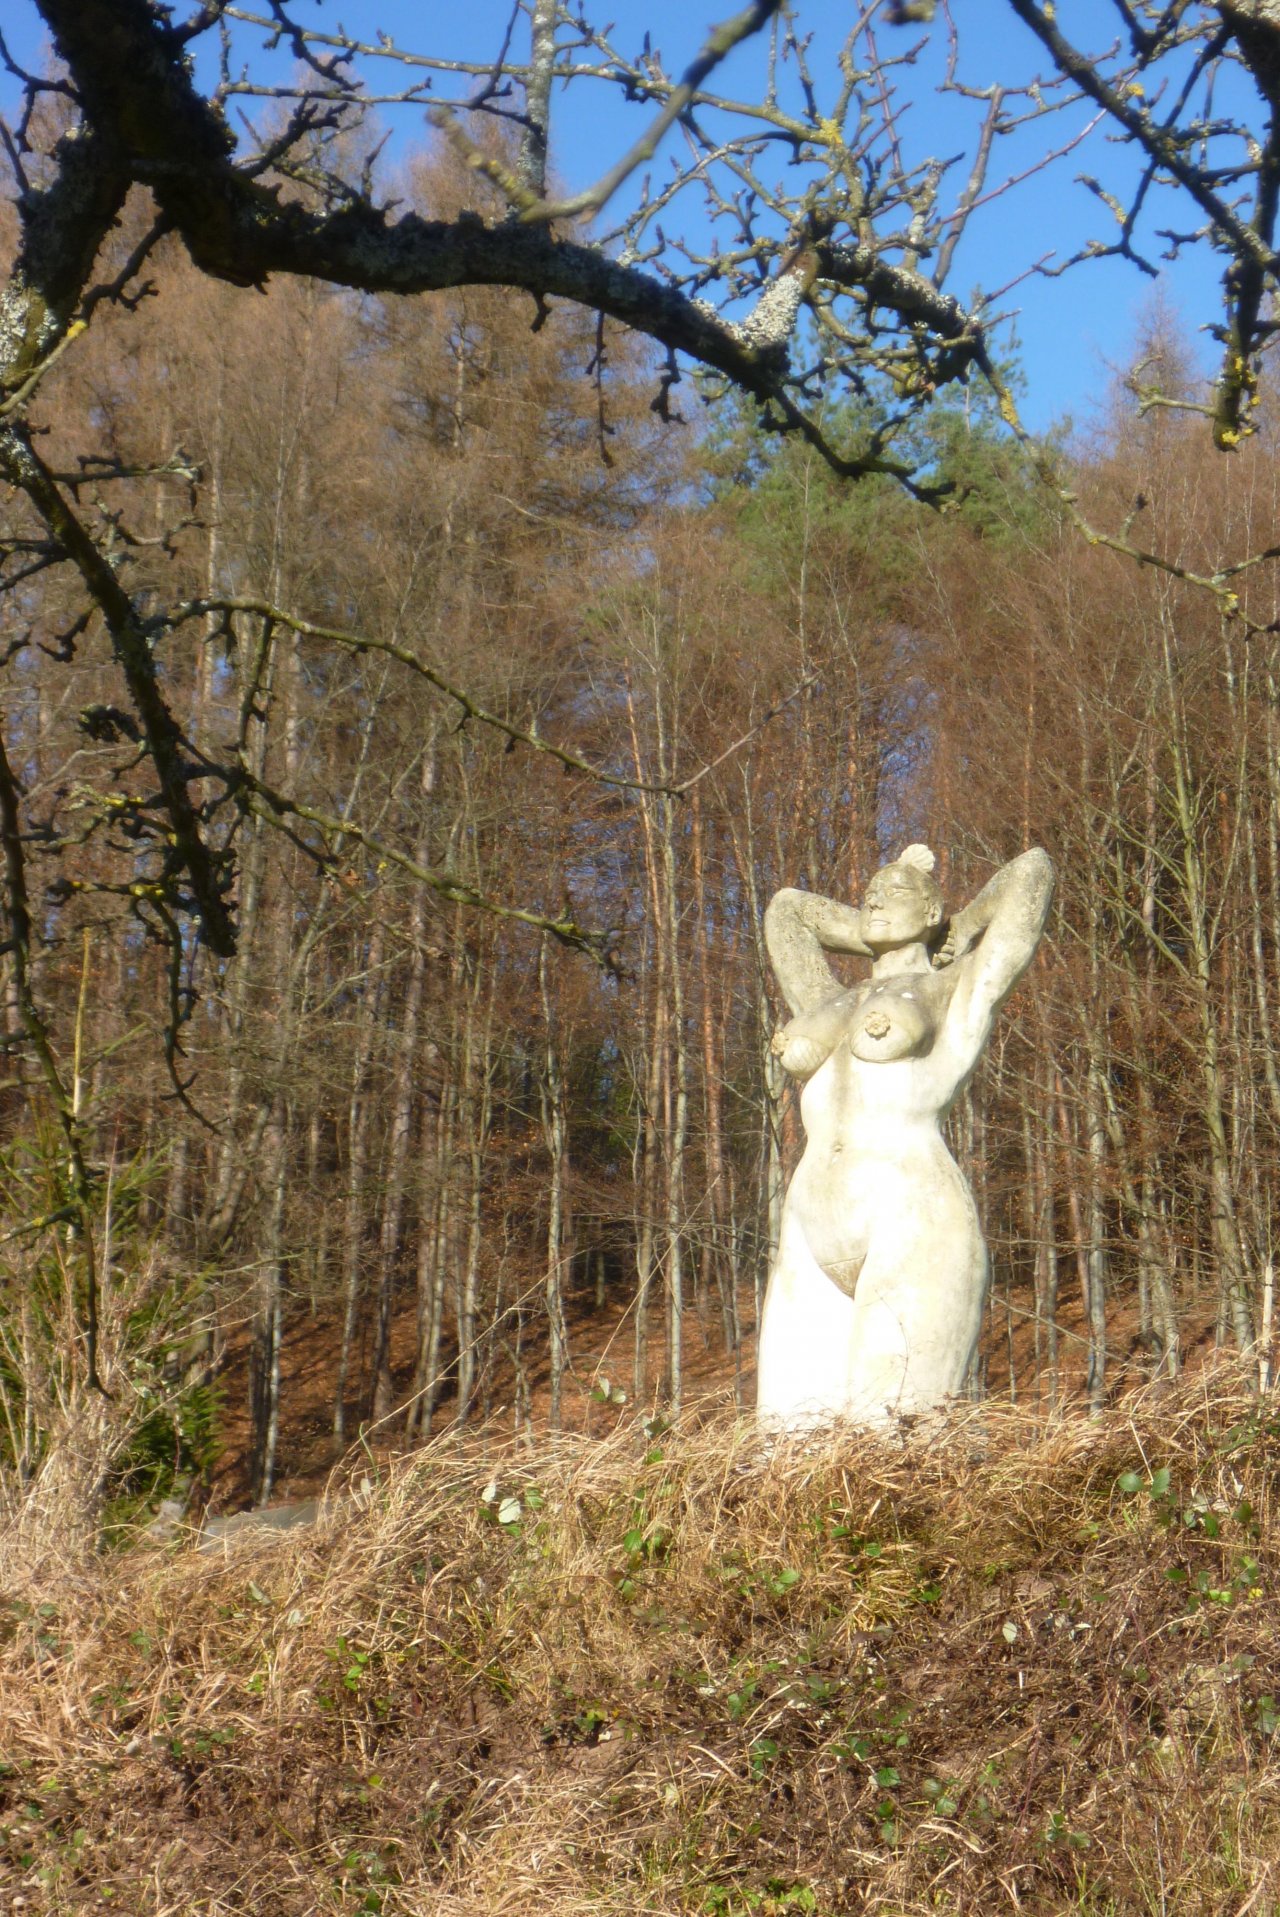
[861,865,940,950]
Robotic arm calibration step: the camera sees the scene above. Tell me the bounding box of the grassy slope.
[3,1369,1279,1915]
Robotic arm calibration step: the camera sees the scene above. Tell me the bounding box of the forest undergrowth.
[2,1364,1279,1915]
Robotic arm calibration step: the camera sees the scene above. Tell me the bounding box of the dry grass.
[3,1366,1280,1914]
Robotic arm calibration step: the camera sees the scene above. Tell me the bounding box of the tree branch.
[0,729,104,1391]
[240,777,619,968]
[27,0,993,491]
[178,595,679,794]
[0,424,236,955]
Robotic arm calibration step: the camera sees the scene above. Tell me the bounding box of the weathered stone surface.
[758,844,1054,1428]
[198,1499,320,1551]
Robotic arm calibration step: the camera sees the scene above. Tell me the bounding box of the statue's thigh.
[847,1240,986,1412]
[757,1220,860,1420]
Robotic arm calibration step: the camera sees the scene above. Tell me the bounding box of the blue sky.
[1,2,1229,437]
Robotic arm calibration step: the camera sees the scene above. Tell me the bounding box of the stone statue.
[758,843,1054,1429]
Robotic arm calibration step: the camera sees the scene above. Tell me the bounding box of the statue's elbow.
[764,887,806,954]
[1013,850,1055,948]
[1036,847,1056,896]
[1020,847,1056,907]
[765,887,807,927]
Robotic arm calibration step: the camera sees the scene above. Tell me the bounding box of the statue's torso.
[797,967,965,1117]
[784,967,980,1297]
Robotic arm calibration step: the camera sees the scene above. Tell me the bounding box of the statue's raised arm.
[933,848,1055,1083]
[764,886,872,1017]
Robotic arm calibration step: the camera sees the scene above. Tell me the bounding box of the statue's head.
[861,843,945,952]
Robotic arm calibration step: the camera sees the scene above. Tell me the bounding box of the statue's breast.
[846,979,937,1063]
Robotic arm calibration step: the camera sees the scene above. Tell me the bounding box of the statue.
[758,844,1054,1429]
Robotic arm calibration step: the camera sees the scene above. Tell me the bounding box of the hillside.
[201,1257,1231,1513]
[3,1367,1278,1914]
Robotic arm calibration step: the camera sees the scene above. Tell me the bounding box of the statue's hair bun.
[897,843,936,875]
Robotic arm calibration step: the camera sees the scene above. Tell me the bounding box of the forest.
[4,0,1280,1527]
[3,154,1279,1512]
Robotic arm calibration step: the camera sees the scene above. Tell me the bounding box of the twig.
[675,675,819,795]
[179,596,675,793]
[241,778,619,968]
[438,0,785,224]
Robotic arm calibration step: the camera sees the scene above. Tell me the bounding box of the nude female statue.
[757,844,1054,1428]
